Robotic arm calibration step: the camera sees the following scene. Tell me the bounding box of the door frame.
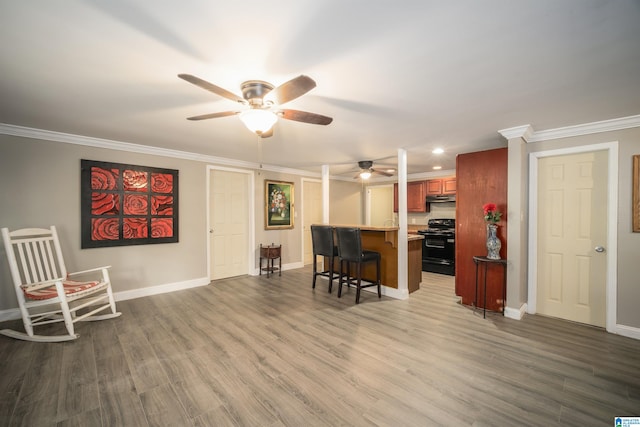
[527,141,618,332]
[206,165,255,280]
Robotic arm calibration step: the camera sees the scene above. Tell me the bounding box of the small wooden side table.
[473,256,507,318]
[260,244,282,278]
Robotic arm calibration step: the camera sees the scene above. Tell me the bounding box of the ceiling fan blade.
[264,75,316,105]
[186,111,239,121]
[178,74,246,104]
[280,109,333,125]
[372,169,394,177]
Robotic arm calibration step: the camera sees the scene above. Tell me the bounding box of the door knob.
[209,229,213,234]
[595,246,605,253]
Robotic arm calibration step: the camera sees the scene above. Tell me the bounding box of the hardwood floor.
[1,267,639,426]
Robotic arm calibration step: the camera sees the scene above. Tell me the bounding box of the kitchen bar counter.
[317,225,423,293]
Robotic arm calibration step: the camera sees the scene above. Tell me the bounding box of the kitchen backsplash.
[395,201,456,226]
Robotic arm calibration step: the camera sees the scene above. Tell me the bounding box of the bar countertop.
[313,224,423,241]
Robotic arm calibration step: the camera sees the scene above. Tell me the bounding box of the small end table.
[473,256,507,318]
[260,244,282,278]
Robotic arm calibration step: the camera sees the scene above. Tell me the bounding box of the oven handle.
[425,243,445,248]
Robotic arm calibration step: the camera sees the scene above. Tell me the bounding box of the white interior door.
[366,185,394,226]
[210,170,249,280]
[303,180,322,265]
[536,150,608,327]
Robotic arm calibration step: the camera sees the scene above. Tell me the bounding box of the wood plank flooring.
[1,267,639,426]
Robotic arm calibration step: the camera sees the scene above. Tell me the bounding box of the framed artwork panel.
[265,180,294,230]
[81,159,179,248]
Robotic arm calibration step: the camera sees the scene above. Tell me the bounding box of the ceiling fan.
[178,74,333,138]
[354,160,395,179]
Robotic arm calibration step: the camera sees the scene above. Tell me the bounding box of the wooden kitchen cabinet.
[425,177,456,195]
[393,181,426,212]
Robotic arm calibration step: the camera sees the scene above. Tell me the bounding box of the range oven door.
[421,234,455,275]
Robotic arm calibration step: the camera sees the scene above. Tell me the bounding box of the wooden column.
[456,148,508,312]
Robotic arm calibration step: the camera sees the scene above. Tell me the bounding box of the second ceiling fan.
[178,74,333,138]
[355,160,394,179]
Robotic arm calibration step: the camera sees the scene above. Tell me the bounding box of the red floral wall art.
[81,159,179,248]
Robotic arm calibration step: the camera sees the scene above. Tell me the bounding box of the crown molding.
[526,114,640,142]
[498,125,534,141]
[0,123,320,178]
[498,114,640,143]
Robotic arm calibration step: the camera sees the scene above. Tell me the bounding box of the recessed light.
[432,148,444,154]
[433,166,442,170]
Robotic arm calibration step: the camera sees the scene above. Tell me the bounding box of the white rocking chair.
[1,226,121,342]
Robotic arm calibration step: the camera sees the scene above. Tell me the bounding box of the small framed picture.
[265,180,294,230]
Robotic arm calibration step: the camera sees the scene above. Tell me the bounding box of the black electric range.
[417,218,455,276]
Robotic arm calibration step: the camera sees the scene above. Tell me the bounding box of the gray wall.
[0,135,208,310]
[0,134,370,312]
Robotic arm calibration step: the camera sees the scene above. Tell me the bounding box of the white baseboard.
[505,303,527,320]
[251,261,303,276]
[609,323,640,340]
[314,276,409,300]
[0,308,20,322]
[0,277,211,322]
[114,277,210,302]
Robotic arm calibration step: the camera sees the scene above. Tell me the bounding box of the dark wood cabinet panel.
[393,181,426,212]
[442,177,457,194]
[425,177,456,195]
[455,148,507,312]
[425,179,443,195]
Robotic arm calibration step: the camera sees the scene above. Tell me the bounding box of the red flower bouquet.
[483,203,502,224]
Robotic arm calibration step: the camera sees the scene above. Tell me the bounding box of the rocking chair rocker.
[1,226,121,342]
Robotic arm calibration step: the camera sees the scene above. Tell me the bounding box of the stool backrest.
[311,225,334,257]
[335,227,363,262]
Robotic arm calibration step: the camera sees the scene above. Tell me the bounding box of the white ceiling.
[1,1,639,177]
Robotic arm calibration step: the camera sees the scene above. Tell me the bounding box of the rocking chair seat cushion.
[24,280,100,300]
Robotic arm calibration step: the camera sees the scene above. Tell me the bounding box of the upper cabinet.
[393,177,456,212]
[425,177,456,195]
[393,181,426,212]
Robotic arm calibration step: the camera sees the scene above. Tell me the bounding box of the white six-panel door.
[536,150,608,327]
[210,170,249,280]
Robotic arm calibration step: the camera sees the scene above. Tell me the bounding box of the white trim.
[528,142,618,334]
[0,307,20,322]
[206,166,255,281]
[528,115,640,142]
[498,115,640,143]
[611,324,640,341]
[312,276,409,300]
[397,149,409,295]
[114,277,210,302]
[250,261,303,276]
[505,303,527,320]
[498,125,534,141]
[0,123,320,178]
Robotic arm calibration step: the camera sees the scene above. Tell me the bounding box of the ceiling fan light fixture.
[359,170,372,180]
[239,109,278,134]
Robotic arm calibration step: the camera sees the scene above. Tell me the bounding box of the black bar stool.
[311,225,338,293]
[335,227,381,304]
